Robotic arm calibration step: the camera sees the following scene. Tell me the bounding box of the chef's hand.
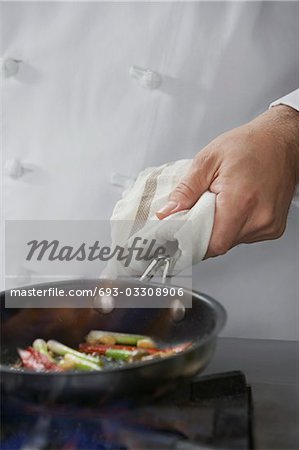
[156,106,299,257]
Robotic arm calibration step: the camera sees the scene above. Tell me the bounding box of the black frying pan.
[0,278,226,403]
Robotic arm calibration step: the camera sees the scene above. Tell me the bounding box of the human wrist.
[254,105,299,183]
[271,105,299,181]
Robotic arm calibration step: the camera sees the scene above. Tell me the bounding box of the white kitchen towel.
[103,159,216,278]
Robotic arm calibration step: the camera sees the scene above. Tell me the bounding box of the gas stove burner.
[1,371,253,450]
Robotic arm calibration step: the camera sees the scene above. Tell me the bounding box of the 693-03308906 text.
[8,286,185,298]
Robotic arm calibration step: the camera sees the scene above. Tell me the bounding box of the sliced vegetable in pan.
[86,330,157,347]
[14,330,191,372]
[17,348,62,372]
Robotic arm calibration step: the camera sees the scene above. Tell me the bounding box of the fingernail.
[156,201,179,217]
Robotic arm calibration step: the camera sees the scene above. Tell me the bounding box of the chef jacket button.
[1,58,21,78]
[129,65,162,90]
[111,173,135,189]
[5,158,24,179]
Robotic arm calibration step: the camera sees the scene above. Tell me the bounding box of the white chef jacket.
[271,88,299,113]
[271,88,299,206]
[1,2,299,340]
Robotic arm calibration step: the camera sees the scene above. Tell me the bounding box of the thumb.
[156,151,216,219]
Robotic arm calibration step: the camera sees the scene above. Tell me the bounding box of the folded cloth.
[102,159,215,278]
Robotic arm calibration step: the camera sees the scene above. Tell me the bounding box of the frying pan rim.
[0,282,226,376]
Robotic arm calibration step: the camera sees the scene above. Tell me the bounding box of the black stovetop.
[1,371,253,450]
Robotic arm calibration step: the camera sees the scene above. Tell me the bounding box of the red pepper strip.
[79,343,159,355]
[18,347,62,372]
[79,341,192,355]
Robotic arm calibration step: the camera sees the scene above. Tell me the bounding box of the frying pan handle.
[139,256,186,322]
[139,256,171,284]
[96,257,185,322]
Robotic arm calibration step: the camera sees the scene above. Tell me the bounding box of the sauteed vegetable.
[15,331,191,372]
